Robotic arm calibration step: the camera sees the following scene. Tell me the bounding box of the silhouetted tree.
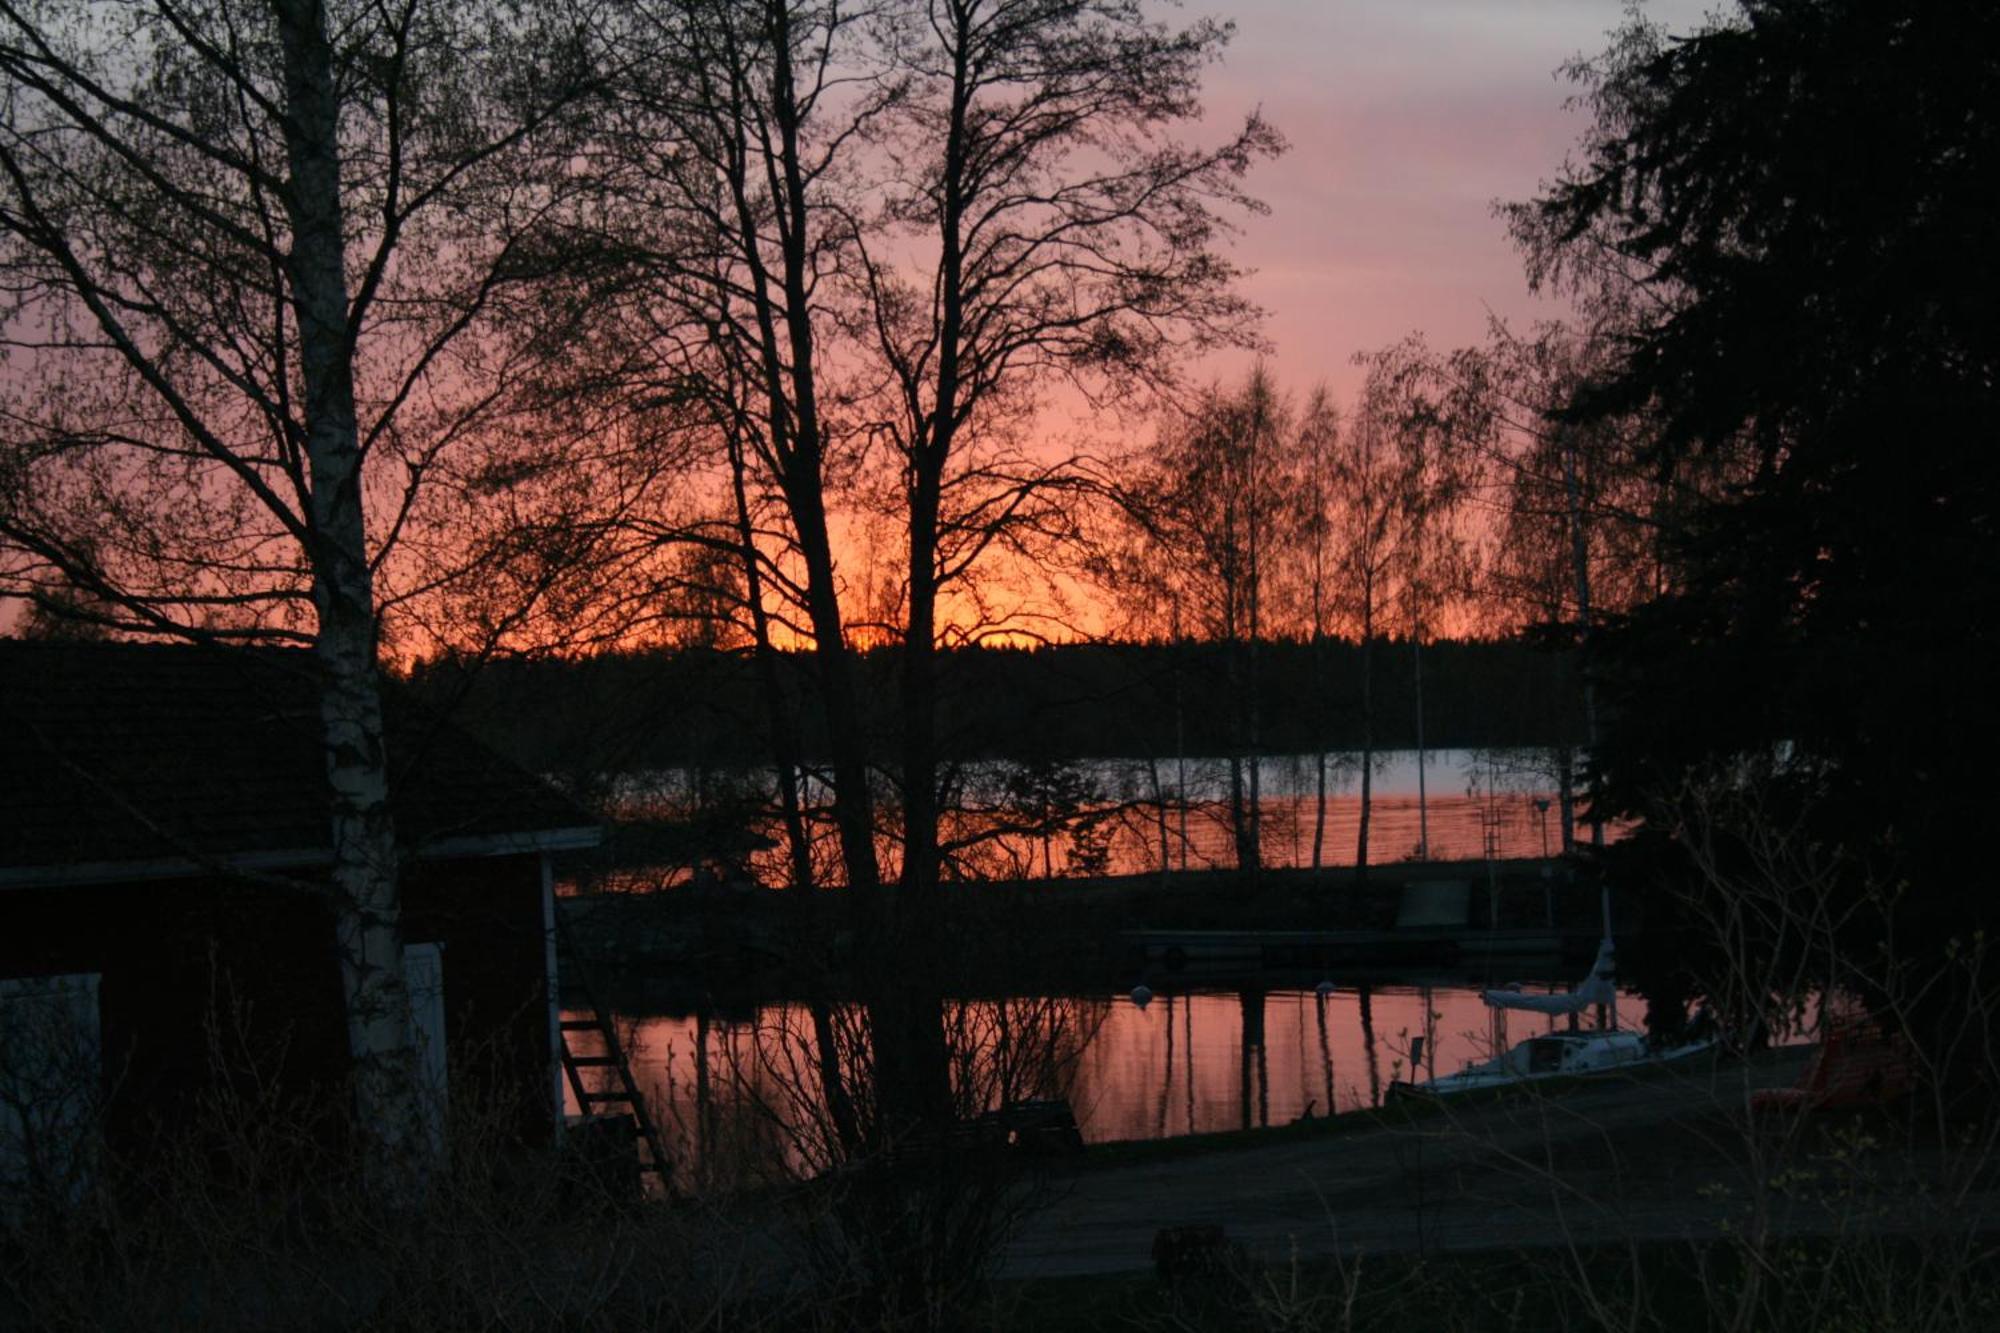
[1465,320,1710,850]
[564,13,1279,1290]
[1336,341,1480,873]
[1355,336,1485,859]
[1294,385,1343,873]
[1513,0,2000,1030]
[1116,366,1319,882]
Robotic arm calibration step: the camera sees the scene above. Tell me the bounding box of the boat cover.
[1482,937,1617,1015]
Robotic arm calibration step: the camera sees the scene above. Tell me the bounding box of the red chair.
[1750,1020,1915,1114]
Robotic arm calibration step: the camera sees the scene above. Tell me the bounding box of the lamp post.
[1534,797,1554,928]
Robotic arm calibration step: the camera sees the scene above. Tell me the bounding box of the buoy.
[1130,984,1153,1008]
[1314,980,1336,997]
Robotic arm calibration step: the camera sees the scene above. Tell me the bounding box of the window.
[1,972,101,1217]
[403,943,447,1159]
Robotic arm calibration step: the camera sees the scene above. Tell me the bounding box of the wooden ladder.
[552,908,672,1191]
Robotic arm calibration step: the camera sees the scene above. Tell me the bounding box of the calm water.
[1081,749,1575,871]
[614,748,1593,886]
[568,981,1636,1187]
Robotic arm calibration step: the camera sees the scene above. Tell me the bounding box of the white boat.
[1392,1027,1715,1099]
[1389,919,1715,1100]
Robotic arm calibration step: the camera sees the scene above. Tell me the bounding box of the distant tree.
[0,0,593,1185]
[1357,336,1485,859]
[1467,320,1716,850]
[1326,370,1397,877]
[1513,0,2000,1029]
[1335,340,1480,874]
[1000,754,1105,880]
[1117,366,1320,882]
[1293,385,1342,874]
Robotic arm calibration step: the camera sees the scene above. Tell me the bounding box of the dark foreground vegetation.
[9,1042,1997,1332]
[1005,1239,2000,1333]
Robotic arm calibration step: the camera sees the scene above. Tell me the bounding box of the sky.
[0,1,1723,645]
[1171,0,1715,405]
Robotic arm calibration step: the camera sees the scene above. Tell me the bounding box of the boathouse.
[0,640,597,1196]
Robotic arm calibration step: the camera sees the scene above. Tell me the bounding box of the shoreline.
[558,855,1630,1007]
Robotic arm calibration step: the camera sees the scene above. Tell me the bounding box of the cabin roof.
[1,640,598,888]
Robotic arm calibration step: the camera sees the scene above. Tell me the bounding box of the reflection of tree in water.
[1315,989,1337,1117]
[1183,998,1196,1134]
[659,994,1108,1190]
[641,983,1510,1183]
[1360,984,1383,1108]
[1238,988,1269,1131]
[607,751,1572,890]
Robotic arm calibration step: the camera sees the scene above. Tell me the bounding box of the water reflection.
[606,748,1605,889]
[571,982,1638,1185]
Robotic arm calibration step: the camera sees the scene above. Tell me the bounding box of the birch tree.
[1330,366,1401,876]
[1334,339,1481,872]
[1294,383,1340,873]
[1360,336,1485,858]
[0,0,593,1183]
[1119,366,1316,881]
[1475,323,1681,850]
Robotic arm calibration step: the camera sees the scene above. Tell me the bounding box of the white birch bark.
[274,0,418,1176]
[1,0,596,1193]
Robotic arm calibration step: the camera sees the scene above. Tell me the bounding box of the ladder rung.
[555,909,672,1191]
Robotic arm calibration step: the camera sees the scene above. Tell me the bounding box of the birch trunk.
[1354,597,1376,879]
[275,0,417,1179]
[1556,744,1578,852]
[1413,633,1428,859]
[1561,428,1604,851]
[1312,748,1327,877]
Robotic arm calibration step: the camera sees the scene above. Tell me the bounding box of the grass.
[1069,1099,1431,1170]
[982,1236,2000,1332]
[1065,1046,1766,1172]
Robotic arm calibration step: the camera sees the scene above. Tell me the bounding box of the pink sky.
[1177,0,1712,403]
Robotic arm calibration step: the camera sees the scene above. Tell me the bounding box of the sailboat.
[1389,891,1716,1100]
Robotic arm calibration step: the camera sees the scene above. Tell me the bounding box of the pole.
[1598,880,1614,1030]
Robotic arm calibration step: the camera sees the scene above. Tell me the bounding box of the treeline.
[405,636,1582,779]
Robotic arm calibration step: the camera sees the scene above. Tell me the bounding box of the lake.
[612,747,1597,886]
[569,978,1636,1189]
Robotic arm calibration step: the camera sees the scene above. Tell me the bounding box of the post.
[1598,882,1614,1030]
[542,855,564,1141]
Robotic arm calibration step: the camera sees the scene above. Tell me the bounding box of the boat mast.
[1599,880,1615,1030]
